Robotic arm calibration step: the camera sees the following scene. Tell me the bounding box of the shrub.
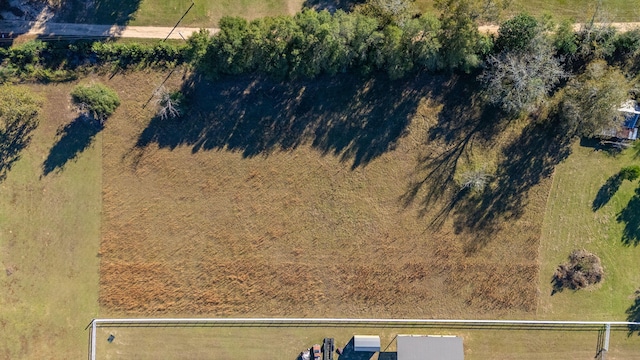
[0,85,41,180]
[619,165,640,181]
[459,169,491,192]
[70,83,120,124]
[90,41,183,68]
[613,29,640,59]
[155,86,183,120]
[495,13,539,53]
[354,0,417,27]
[8,40,45,67]
[576,24,617,61]
[184,29,211,64]
[553,19,578,56]
[552,249,603,291]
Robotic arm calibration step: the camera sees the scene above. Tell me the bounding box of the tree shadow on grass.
[626,290,640,336]
[0,116,38,182]
[399,73,516,236]
[452,120,572,254]
[617,186,640,246]
[136,73,434,169]
[302,0,364,12]
[42,117,102,176]
[592,173,623,211]
[579,137,625,157]
[55,0,142,25]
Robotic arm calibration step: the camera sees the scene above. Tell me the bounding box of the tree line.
[0,2,638,82]
[1,0,639,135]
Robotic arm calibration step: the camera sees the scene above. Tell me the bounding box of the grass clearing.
[124,0,639,27]
[0,65,638,360]
[538,143,640,320]
[0,83,102,359]
[98,72,548,319]
[130,0,305,27]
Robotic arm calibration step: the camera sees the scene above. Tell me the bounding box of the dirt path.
[478,22,640,34]
[1,20,639,39]
[0,20,218,39]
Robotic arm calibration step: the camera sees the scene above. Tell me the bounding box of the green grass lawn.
[502,0,640,22]
[94,323,640,359]
[0,84,102,359]
[126,0,639,27]
[538,142,640,321]
[130,0,305,27]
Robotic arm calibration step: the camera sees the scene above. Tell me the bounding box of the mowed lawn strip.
[129,0,639,27]
[99,73,547,319]
[131,0,305,27]
[0,84,102,359]
[94,324,640,359]
[538,143,640,320]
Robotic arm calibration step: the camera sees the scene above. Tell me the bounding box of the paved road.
[1,20,639,40]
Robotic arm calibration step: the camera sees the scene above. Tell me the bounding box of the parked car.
[323,338,334,360]
[312,344,321,360]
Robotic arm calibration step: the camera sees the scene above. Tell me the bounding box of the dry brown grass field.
[97,70,554,319]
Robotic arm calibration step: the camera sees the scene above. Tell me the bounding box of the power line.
[163,1,195,42]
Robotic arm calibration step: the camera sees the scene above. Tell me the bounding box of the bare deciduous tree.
[459,168,492,191]
[482,37,566,115]
[155,86,183,120]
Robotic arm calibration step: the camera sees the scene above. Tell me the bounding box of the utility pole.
[163,1,195,42]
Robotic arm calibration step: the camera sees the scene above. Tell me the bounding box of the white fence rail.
[88,317,640,360]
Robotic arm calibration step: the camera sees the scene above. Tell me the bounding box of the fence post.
[90,320,97,360]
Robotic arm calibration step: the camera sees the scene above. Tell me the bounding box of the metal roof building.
[397,335,464,360]
[599,101,640,141]
[353,335,381,352]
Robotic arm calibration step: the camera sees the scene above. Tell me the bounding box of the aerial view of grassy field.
[1,71,639,358]
[99,72,546,318]
[538,143,640,320]
[2,0,640,358]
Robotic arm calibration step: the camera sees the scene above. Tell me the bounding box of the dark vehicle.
[323,338,335,360]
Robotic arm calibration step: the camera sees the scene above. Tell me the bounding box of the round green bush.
[70,83,120,123]
[619,165,640,181]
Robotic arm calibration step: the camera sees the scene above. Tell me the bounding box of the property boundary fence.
[88,318,640,360]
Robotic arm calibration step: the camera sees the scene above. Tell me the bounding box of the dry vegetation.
[552,249,604,292]
[97,70,551,319]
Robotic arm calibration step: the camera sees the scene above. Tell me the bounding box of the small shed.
[397,335,464,360]
[353,335,381,352]
[601,101,640,140]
